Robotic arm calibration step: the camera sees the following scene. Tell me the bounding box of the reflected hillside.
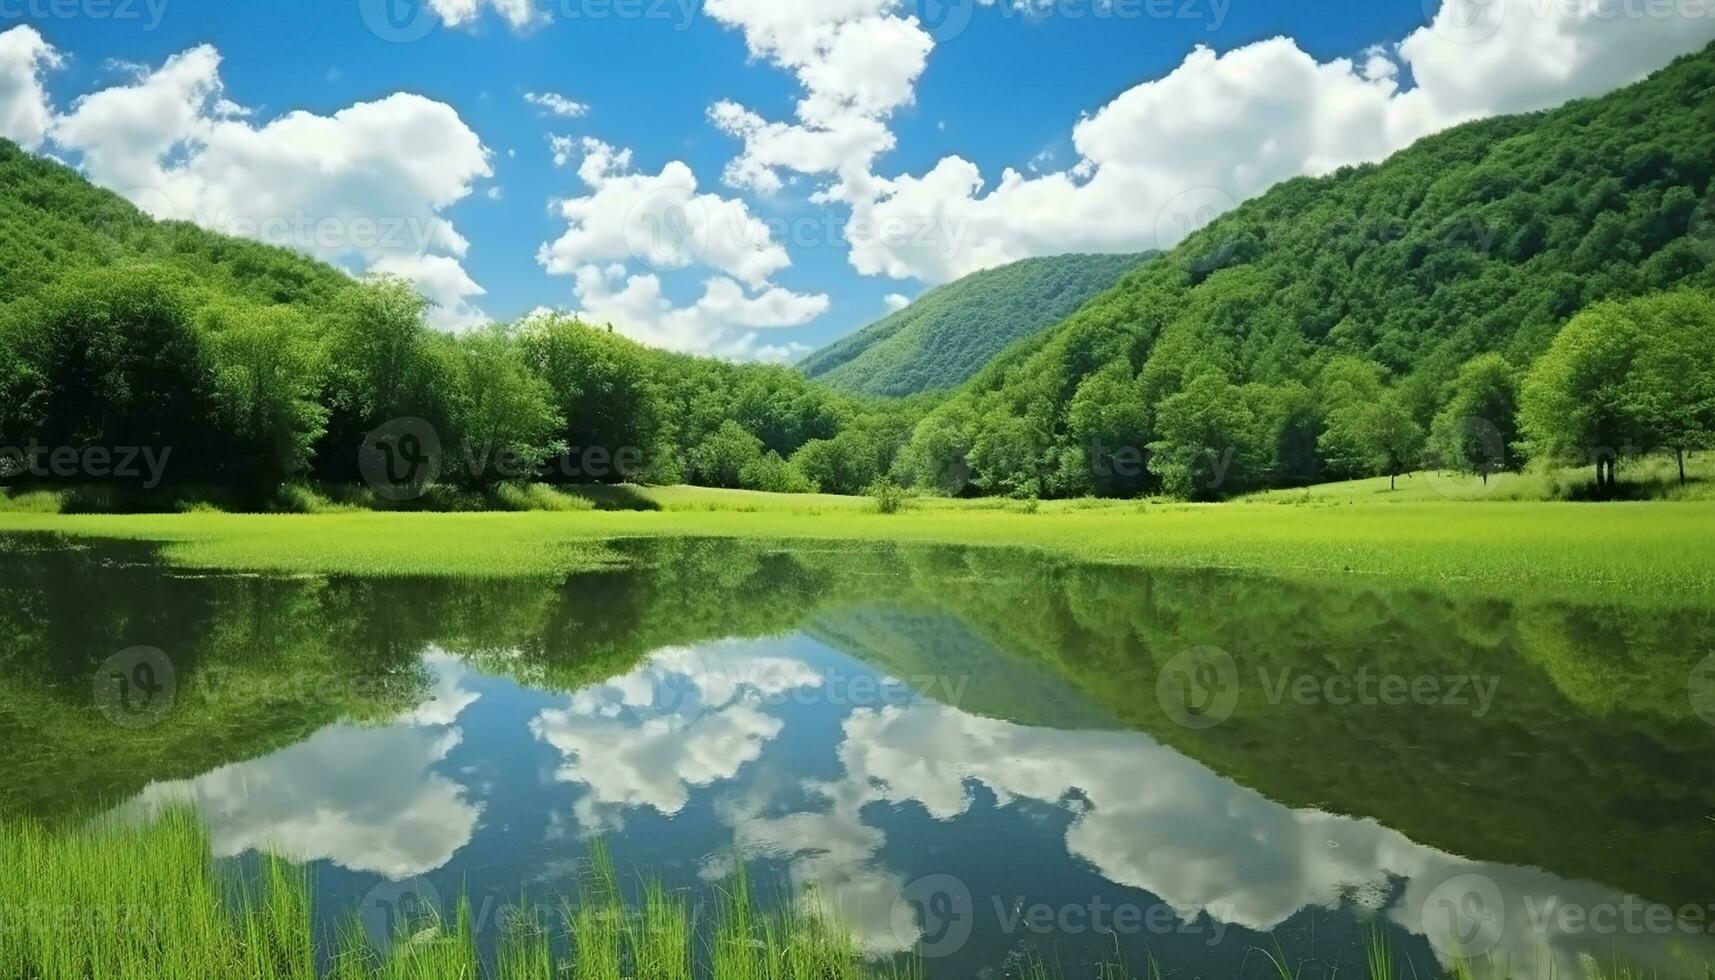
[1,534,1710,914]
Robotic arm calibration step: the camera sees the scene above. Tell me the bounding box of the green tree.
[445,325,566,489]
[1428,353,1520,485]
[1623,290,1715,482]
[1147,371,1262,500]
[518,313,662,484]
[1520,298,1655,492]
[204,303,328,488]
[691,420,766,489]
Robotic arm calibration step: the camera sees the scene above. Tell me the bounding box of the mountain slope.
[901,42,1715,496]
[0,140,354,313]
[800,252,1152,396]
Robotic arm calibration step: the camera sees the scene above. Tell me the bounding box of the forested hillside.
[896,42,1715,498]
[799,252,1152,396]
[3,41,1714,507]
[0,142,920,502]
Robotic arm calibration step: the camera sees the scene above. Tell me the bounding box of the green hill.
[897,42,1715,497]
[0,141,355,312]
[799,252,1152,396]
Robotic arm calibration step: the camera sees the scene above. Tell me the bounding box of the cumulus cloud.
[49,43,494,329]
[119,653,483,881]
[530,643,823,829]
[732,695,1715,974]
[538,137,828,359]
[703,0,929,198]
[428,0,545,32]
[882,293,910,313]
[0,26,61,151]
[524,90,588,118]
[710,0,1715,284]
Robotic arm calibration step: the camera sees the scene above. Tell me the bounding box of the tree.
[1365,394,1427,491]
[4,266,217,483]
[1520,298,1654,493]
[317,275,452,482]
[1321,390,1424,491]
[791,429,882,495]
[1428,353,1519,485]
[1064,361,1150,497]
[1622,290,1715,483]
[1147,371,1262,500]
[691,421,766,489]
[519,313,662,484]
[1314,358,1387,480]
[444,325,565,489]
[204,303,328,488]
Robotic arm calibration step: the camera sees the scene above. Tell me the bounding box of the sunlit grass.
[2,491,1713,607]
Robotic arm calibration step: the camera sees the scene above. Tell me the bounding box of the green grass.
[1243,453,1715,505]
[0,811,908,980]
[1,490,1713,606]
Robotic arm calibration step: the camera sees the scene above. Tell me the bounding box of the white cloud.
[531,643,823,829]
[372,254,491,332]
[747,696,1715,974]
[49,43,494,330]
[119,653,483,881]
[538,137,828,359]
[547,133,579,167]
[0,27,61,151]
[524,90,588,118]
[882,293,910,313]
[428,0,545,32]
[703,0,930,198]
[711,0,1715,284]
[562,266,827,360]
[540,137,791,286]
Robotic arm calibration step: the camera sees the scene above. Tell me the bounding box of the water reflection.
[119,652,483,880]
[1,534,1712,978]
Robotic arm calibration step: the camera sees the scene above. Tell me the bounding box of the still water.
[3,535,1713,978]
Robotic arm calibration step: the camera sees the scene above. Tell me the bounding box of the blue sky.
[8,0,1713,357]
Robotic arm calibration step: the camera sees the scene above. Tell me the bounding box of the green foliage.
[1427,353,1520,478]
[903,43,1715,499]
[1520,289,1715,486]
[691,420,767,489]
[800,253,1152,396]
[0,142,928,501]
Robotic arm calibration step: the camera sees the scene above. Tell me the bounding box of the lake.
[3,534,1713,978]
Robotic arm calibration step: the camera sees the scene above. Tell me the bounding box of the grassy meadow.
[3,477,1714,606]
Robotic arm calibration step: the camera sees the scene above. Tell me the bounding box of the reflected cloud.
[530,640,821,831]
[119,651,483,881]
[806,700,1715,976]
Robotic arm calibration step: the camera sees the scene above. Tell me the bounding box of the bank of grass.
[1,490,1713,606]
[0,811,916,980]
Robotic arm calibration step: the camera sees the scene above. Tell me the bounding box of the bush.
[867,479,907,514]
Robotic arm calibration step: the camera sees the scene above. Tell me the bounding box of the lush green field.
[3,489,1713,607]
